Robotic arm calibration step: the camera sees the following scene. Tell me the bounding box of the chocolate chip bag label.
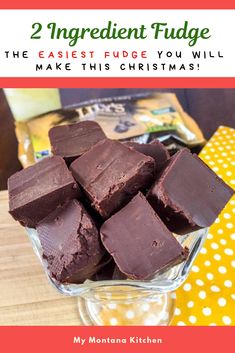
[15,92,205,167]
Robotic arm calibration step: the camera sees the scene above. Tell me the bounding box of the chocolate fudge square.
[49,121,106,164]
[70,139,155,218]
[147,149,234,235]
[8,156,79,228]
[37,199,104,284]
[100,192,187,280]
[125,140,170,172]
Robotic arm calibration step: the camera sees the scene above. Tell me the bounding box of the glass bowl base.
[77,291,176,326]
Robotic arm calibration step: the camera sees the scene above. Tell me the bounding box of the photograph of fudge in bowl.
[2,89,235,325]
[7,119,234,324]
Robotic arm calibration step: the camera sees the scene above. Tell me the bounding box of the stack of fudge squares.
[8,121,234,284]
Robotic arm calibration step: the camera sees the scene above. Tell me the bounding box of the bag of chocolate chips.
[14,92,205,167]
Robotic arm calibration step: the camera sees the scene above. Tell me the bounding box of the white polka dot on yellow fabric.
[189,315,197,324]
[200,247,207,254]
[223,213,231,219]
[224,280,232,288]
[211,285,221,293]
[213,167,219,172]
[110,318,118,325]
[202,307,212,316]
[204,260,211,266]
[177,321,186,326]
[211,242,219,250]
[231,261,235,268]
[218,266,227,274]
[198,291,207,299]
[222,316,232,325]
[224,248,234,256]
[206,273,214,280]
[171,126,235,326]
[217,298,227,307]
[174,308,181,316]
[192,266,200,272]
[226,223,233,229]
[214,254,221,261]
[183,283,192,291]
[196,279,204,286]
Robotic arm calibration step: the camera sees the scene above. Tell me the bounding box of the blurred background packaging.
[1,88,235,189]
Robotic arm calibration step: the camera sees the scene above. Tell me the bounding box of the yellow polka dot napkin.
[172,125,235,326]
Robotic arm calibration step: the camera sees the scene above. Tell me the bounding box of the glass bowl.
[26,227,208,325]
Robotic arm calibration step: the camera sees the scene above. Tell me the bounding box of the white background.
[0,9,233,77]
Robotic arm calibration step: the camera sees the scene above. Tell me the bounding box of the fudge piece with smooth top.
[147,149,234,235]
[8,156,79,228]
[124,140,170,172]
[100,192,188,280]
[70,139,155,219]
[49,121,106,164]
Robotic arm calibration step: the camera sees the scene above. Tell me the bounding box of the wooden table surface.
[0,190,81,325]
